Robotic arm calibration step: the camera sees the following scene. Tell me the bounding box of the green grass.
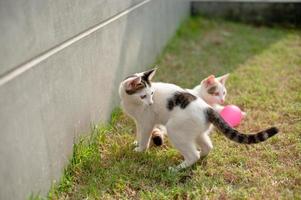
[43,17,301,199]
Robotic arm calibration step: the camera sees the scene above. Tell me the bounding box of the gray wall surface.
[0,1,189,199]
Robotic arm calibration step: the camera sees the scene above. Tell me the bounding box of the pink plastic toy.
[220,105,242,127]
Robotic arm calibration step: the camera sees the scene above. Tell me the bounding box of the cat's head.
[199,74,229,105]
[119,68,157,105]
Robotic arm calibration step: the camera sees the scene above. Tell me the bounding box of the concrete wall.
[0,1,189,199]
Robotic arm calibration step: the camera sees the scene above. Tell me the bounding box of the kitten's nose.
[221,99,225,104]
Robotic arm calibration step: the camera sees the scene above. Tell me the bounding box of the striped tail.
[206,108,279,144]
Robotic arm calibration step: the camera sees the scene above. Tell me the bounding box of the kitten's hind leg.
[169,143,200,171]
[167,124,200,171]
[197,133,213,158]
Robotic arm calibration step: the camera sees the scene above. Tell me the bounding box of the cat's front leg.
[133,121,141,147]
[134,121,154,152]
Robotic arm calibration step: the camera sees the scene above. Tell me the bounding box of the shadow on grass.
[155,16,288,88]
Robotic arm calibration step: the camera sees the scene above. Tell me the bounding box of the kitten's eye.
[140,95,147,99]
[223,91,226,95]
[151,91,154,95]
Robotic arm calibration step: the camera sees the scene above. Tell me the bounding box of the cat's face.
[121,68,156,105]
[200,74,229,105]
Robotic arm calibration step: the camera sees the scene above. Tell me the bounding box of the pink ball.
[220,105,242,127]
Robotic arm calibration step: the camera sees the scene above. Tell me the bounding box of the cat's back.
[152,82,210,126]
[152,82,183,94]
[152,82,207,108]
[150,82,183,123]
[152,82,185,105]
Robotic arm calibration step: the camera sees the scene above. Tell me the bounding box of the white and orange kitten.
[189,74,229,112]
[119,68,278,170]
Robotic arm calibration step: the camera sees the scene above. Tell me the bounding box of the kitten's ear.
[143,68,157,81]
[217,73,229,85]
[203,75,215,87]
[124,76,141,90]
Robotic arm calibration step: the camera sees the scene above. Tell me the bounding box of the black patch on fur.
[141,79,148,87]
[257,132,266,142]
[167,92,197,111]
[142,69,155,86]
[267,127,279,137]
[223,126,232,135]
[248,135,257,144]
[237,134,245,143]
[152,136,163,146]
[167,99,175,110]
[229,131,237,140]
